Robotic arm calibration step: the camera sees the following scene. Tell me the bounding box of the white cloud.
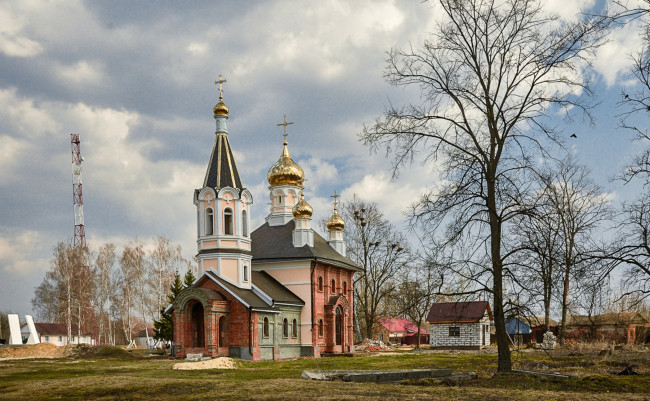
[594,20,644,87]
[56,60,105,85]
[0,3,43,57]
[0,230,49,276]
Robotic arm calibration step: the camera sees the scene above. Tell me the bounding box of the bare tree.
[95,243,116,345]
[343,197,410,340]
[149,236,184,322]
[32,274,59,322]
[119,241,145,343]
[362,0,608,370]
[538,157,612,344]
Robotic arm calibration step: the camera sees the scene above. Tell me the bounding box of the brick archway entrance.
[191,302,205,348]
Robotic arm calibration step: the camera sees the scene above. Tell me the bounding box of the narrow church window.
[263,317,269,337]
[335,307,342,345]
[205,208,214,235]
[318,276,323,292]
[243,265,249,282]
[331,279,336,294]
[283,318,289,338]
[292,319,298,338]
[242,210,248,237]
[224,208,233,235]
[218,316,226,347]
[278,194,283,203]
[318,319,323,337]
[343,281,347,294]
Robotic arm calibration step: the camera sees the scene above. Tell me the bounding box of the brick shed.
[427,301,492,349]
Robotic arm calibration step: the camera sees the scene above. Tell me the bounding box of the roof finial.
[277,114,294,143]
[331,191,340,211]
[215,74,227,100]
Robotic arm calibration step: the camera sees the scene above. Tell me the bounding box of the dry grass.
[0,345,648,400]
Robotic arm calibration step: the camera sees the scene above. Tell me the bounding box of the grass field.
[0,345,648,400]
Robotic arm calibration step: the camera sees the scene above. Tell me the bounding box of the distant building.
[427,301,492,349]
[374,317,429,345]
[133,327,156,348]
[504,316,531,345]
[566,312,649,344]
[20,323,94,346]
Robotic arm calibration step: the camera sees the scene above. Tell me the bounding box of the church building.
[169,78,361,360]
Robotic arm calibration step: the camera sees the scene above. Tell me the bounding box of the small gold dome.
[267,141,304,186]
[213,99,229,117]
[293,193,313,219]
[326,210,345,231]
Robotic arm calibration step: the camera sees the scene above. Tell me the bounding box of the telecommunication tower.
[71,134,86,248]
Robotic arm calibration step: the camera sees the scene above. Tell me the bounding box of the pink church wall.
[221,259,239,282]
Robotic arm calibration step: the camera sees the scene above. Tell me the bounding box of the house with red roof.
[427,301,492,349]
[373,317,429,345]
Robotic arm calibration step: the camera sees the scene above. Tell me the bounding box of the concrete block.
[8,314,21,345]
[25,315,39,344]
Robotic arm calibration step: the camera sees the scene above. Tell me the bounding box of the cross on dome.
[331,191,340,210]
[277,114,294,142]
[215,74,227,100]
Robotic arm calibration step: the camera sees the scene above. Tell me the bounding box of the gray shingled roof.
[251,221,361,271]
[203,270,279,312]
[252,270,304,305]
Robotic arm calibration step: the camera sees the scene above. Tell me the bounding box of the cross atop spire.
[215,74,227,100]
[331,191,340,210]
[277,114,294,142]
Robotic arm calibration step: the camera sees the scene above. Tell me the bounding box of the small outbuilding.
[427,301,492,349]
[566,312,649,344]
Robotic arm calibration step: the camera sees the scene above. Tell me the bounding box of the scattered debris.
[354,339,395,352]
[511,369,577,379]
[173,357,236,370]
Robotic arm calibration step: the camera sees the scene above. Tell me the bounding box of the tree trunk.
[488,174,512,372]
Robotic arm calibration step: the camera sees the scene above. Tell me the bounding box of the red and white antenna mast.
[71,134,86,248]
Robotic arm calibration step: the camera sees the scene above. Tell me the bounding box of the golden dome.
[213,99,229,117]
[293,193,313,219]
[267,141,304,186]
[326,210,345,231]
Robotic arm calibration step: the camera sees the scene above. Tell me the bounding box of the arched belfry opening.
[191,302,205,348]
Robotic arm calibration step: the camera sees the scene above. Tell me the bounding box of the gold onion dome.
[326,209,345,231]
[293,193,313,219]
[213,99,229,117]
[267,141,304,186]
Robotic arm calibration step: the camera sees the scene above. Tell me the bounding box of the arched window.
[318,276,323,292]
[278,194,283,204]
[242,210,248,237]
[292,319,298,338]
[283,318,289,338]
[331,279,336,294]
[224,208,233,235]
[218,316,226,347]
[205,208,214,235]
[318,319,323,337]
[335,307,342,345]
[343,281,347,294]
[243,265,249,282]
[263,317,269,338]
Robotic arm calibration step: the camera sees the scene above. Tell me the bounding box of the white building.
[21,323,94,346]
[427,301,492,349]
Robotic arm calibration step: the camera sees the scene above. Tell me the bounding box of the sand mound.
[0,343,65,359]
[172,357,237,370]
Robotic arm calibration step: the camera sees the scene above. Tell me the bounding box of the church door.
[191,303,205,348]
[335,307,342,346]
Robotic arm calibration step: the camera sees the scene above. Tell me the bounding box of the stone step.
[186,353,212,362]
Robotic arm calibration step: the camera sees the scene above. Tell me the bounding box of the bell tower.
[194,75,253,288]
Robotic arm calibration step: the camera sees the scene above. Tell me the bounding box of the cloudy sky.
[0,0,646,316]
